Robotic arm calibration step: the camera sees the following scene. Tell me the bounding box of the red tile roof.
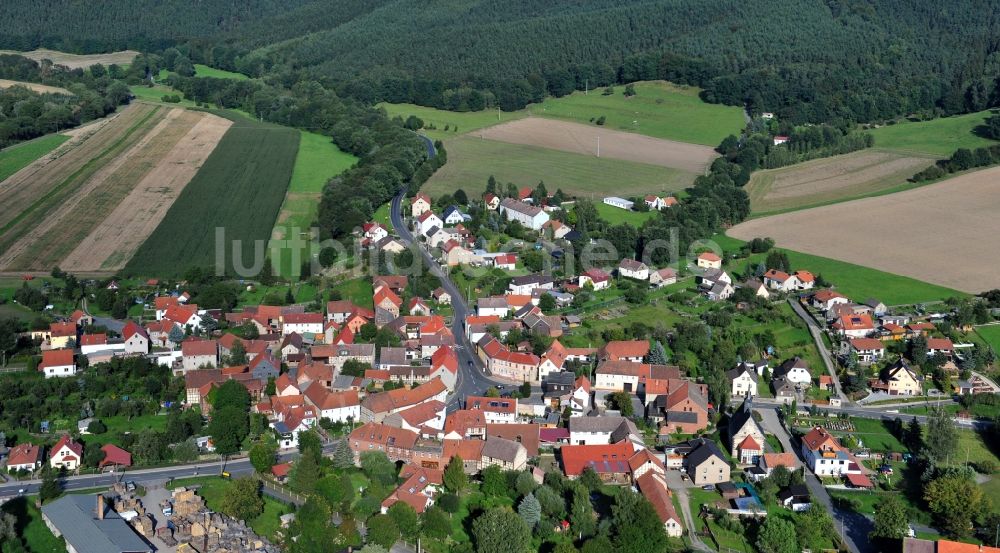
[737,435,761,452]
[581,268,611,283]
[560,441,635,476]
[431,345,458,374]
[182,339,218,357]
[846,473,873,488]
[601,340,650,360]
[122,321,148,341]
[850,338,885,350]
[350,422,418,450]
[361,377,447,414]
[51,435,83,460]
[635,472,680,528]
[80,333,107,346]
[99,444,132,467]
[303,382,360,410]
[271,462,292,478]
[7,443,41,467]
[50,321,76,338]
[698,252,721,262]
[926,337,954,351]
[283,313,323,324]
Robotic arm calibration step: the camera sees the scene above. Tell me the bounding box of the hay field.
[0,79,70,95]
[0,48,139,69]
[729,166,1000,293]
[746,149,936,214]
[0,103,231,272]
[61,112,233,271]
[422,135,693,199]
[476,117,717,174]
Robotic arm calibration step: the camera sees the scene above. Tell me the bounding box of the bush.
[595,116,606,126]
[87,419,108,434]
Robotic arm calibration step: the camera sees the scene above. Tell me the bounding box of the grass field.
[869,109,1000,157]
[129,84,199,107]
[716,234,964,305]
[531,81,745,146]
[126,112,299,277]
[270,130,358,277]
[746,149,935,215]
[0,133,70,182]
[1,496,64,552]
[594,202,660,226]
[193,64,249,80]
[422,136,693,198]
[378,102,528,141]
[975,325,1000,354]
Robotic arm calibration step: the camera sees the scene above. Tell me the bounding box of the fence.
[257,476,306,506]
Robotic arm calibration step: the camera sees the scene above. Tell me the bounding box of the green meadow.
[869,109,1000,157]
[0,133,70,182]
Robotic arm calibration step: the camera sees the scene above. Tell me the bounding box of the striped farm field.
[0,103,233,272]
[0,133,70,182]
[126,111,299,277]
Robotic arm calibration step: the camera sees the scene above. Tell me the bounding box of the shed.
[845,473,874,489]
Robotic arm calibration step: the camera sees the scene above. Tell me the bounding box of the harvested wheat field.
[0,79,70,95]
[0,103,232,272]
[746,149,936,214]
[729,166,1000,293]
[61,111,232,271]
[0,48,139,69]
[476,117,717,174]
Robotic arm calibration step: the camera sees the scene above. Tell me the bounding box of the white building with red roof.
[635,471,683,537]
[122,321,150,354]
[844,338,886,364]
[832,313,876,338]
[282,312,324,336]
[50,435,83,471]
[578,268,611,290]
[411,193,432,218]
[180,339,218,373]
[6,442,42,472]
[303,382,360,423]
[40,349,76,378]
[800,426,862,476]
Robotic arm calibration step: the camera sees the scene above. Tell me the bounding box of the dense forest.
[3,0,999,125]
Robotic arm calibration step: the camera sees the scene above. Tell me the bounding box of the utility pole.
[585,79,588,95]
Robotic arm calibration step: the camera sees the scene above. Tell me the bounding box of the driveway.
[663,470,712,552]
[787,299,848,404]
[755,406,871,553]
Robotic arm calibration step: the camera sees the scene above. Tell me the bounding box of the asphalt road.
[389,187,503,412]
[788,298,848,404]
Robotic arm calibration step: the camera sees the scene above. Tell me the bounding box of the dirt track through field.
[61,111,233,271]
[0,103,157,253]
[476,117,717,173]
[0,79,71,95]
[729,166,1000,293]
[0,49,139,69]
[747,150,935,213]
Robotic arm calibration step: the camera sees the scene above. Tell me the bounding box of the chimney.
[96,494,105,520]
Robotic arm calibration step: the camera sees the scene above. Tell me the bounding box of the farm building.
[603,197,634,210]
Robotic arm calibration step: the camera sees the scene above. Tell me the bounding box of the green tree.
[579,467,602,491]
[421,506,451,539]
[756,516,798,553]
[288,497,341,553]
[39,465,62,503]
[906,417,923,451]
[168,325,185,346]
[248,437,278,474]
[610,490,668,553]
[367,514,400,549]
[229,340,248,365]
[924,407,957,463]
[871,494,909,540]
[517,492,541,528]
[539,293,556,311]
[472,507,531,553]
[387,502,419,541]
[606,391,634,417]
[438,492,460,514]
[514,470,537,497]
[360,451,398,485]
[333,438,355,469]
[297,429,323,463]
[444,455,468,494]
[207,406,249,456]
[924,473,985,538]
[581,536,613,553]
[570,484,596,539]
[87,419,107,434]
[481,465,507,497]
[172,438,199,462]
[212,379,251,411]
[796,504,834,550]
[220,478,264,522]
[316,474,355,510]
[290,451,322,493]
[0,317,20,364]
[535,485,565,518]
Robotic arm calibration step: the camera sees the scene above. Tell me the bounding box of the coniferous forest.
[2,0,1000,125]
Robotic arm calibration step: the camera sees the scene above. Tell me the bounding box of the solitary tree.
[925,473,984,538]
[924,407,957,463]
[248,438,278,474]
[220,478,264,522]
[517,492,541,528]
[443,455,468,494]
[39,465,62,503]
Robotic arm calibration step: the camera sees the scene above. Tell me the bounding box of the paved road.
[664,471,713,552]
[389,188,503,412]
[788,299,848,404]
[0,443,332,499]
[81,297,125,333]
[755,406,870,553]
[753,396,992,430]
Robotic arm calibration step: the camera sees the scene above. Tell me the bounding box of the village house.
[926,337,954,359]
[40,348,77,378]
[763,269,816,292]
[180,339,218,373]
[568,416,643,448]
[832,313,876,338]
[843,338,886,364]
[442,205,468,225]
[466,396,518,424]
[541,219,572,240]
[800,426,862,476]
[49,435,83,471]
[6,442,43,472]
[658,381,709,434]
[431,287,451,305]
[303,382,361,423]
[773,377,797,404]
[870,359,923,396]
[499,198,550,230]
[686,438,730,484]
[773,357,812,387]
[560,440,636,484]
[441,240,481,266]
[599,340,649,363]
[578,268,611,290]
[635,471,684,537]
[417,211,444,236]
[381,465,443,514]
[488,348,541,382]
[480,436,528,471]
[726,365,758,398]
[48,321,77,349]
[695,252,722,270]
[810,290,850,311]
[484,193,500,210]
[617,258,649,280]
[594,361,680,393]
[742,278,770,299]
[697,269,733,301]
[282,313,324,336]
[360,377,449,422]
[508,274,554,295]
[644,195,678,210]
[411,193,432,217]
[649,268,677,288]
[361,221,389,245]
[121,321,150,354]
[745,452,799,482]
